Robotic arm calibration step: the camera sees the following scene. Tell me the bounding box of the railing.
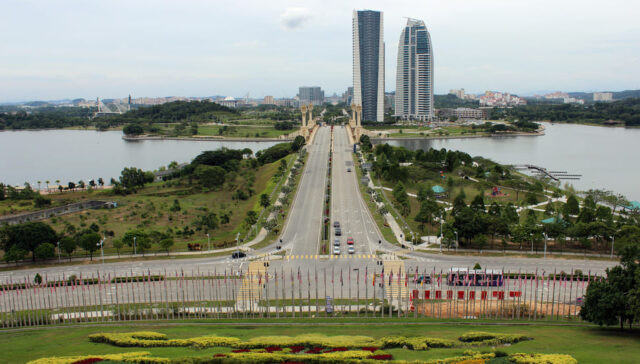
[0,267,594,327]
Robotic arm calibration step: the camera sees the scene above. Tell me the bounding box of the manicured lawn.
[1,321,638,363]
[197,125,293,138]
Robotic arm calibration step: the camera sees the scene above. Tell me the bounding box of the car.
[416,275,432,284]
[348,246,355,254]
[346,237,354,245]
[335,227,342,236]
[333,221,340,228]
[333,238,340,246]
[333,246,340,255]
[347,168,351,172]
[231,251,246,259]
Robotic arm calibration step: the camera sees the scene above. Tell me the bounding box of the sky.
[1,0,639,102]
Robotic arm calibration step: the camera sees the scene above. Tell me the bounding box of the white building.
[593,92,613,102]
[395,18,434,121]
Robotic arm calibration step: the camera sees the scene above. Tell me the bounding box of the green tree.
[291,135,306,152]
[3,245,27,265]
[112,239,124,258]
[470,194,486,213]
[119,167,153,193]
[78,232,101,261]
[260,193,271,209]
[581,246,639,329]
[34,243,55,261]
[564,195,580,216]
[194,165,226,188]
[0,222,58,262]
[414,198,441,232]
[122,230,151,256]
[123,124,144,136]
[34,273,43,285]
[159,238,174,255]
[245,210,258,226]
[60,236,76,261]
[503,203,519,225]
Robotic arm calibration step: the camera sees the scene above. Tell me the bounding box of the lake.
[375,122,640,201]
[1,124,638,201]
[0,130,280,188]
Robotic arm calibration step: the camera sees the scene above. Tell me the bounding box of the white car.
[348,246,355,254]
[333,238,340,247]
[333,246,340,255]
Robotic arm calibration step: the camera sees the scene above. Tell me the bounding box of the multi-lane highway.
[281,126,330,255]
[330,126,382,256]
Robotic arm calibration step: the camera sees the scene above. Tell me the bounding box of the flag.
[389,270,393,286]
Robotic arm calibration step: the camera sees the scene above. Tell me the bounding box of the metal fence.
[0,265,596,327]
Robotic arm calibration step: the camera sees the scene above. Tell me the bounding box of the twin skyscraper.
[352,10,434,122]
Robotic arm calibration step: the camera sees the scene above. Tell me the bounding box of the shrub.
[508,353,578,364]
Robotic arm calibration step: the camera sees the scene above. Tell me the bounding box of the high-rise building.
[395,18,434,121]
[353,10,385,122]
[298,86,324,105]
[262,96,275,105]
[593,92,613,102]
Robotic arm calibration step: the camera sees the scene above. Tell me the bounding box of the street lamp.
[542,232,548,259]
[98,236,105,265]
[236,232,240,254]
[454,231,459,251]
[56,241,61,263]
[530,233,534,254]
[133,236,137,255]
[610,235,615,259]
[207,233,210,252]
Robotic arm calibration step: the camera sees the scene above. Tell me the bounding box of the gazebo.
[431,185,447,198]
[541,216,568,226]
[624,201,640,213]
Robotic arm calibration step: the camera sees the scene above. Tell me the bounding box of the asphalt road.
[330,127,382,256]
[281,126,330,256]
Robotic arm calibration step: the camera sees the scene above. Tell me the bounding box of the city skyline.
[1,0,639,102]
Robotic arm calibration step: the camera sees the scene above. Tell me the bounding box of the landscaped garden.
[3,321,638,363]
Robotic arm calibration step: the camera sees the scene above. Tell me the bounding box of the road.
[330,127,382,256]
[281,126,330,255]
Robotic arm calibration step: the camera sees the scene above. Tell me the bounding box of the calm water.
[0,130,280,187]
[376,123,640,201]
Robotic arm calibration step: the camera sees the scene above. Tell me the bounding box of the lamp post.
[56,241,61,263]
[133,236,137,256]
[542,233,548,259]
[454,231,458,251]
[610,235,615,259]
[236,232,240,254]
[207,233,210,252]
[98,236,105,265]
[530,233,534,254]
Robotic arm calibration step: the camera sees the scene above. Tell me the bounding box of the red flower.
[213,354,227,357]
[289,345,305,353]
[265,347,282,353]
[369,354,393,360]
[305,347,323,354]
[72,359,104,364]
[232,349,250,353]
[361,347,380,352]
[324,347,348,353]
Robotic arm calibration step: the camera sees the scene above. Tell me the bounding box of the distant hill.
[568,89,640,101]
[435,94,480,109]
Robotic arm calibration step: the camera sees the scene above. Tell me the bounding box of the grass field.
[1,320,638,363]
[196,125,293,138]
[30,157,287,257]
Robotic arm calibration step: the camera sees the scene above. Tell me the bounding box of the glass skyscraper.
[395,18,434,121]
[353,10,385,122]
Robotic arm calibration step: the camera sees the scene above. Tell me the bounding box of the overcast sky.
[1,0,638,102]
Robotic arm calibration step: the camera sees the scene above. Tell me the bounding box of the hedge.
[457,332,530,345]
[508,353,578,364]
[26,352,163,364]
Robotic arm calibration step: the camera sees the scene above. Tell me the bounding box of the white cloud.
[279,7,311,30]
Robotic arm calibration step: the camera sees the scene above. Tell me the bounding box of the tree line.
[491,98,640,126]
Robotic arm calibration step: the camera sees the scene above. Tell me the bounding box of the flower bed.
[508,353,578,364]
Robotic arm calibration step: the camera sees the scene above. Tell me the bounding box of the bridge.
[512,164,582,181]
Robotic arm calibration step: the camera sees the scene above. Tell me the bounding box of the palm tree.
[55,180,60,192]
[45,180,50,193]
[37,180,41,191]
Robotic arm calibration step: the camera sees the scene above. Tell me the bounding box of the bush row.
[508,353,578,364]
[26,351,159,364]
[88,332,467,351]
[457,332,531,345]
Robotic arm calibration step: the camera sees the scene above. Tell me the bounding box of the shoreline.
[371,128,545,142]
[122,135,288,142]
